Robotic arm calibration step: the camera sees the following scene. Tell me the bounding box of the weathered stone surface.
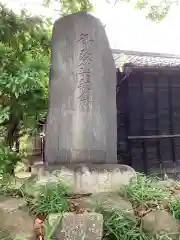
[69,192,135,221]
[0,196,35,240]
[49,212,103,240]
[45,12,117,164]
[48,213,63,226]
[14,162,28,173]
[21,174,40,198]
[30,164,136,194]
[142,210,180,239]
[0,195,26,210]
[157,179,176,188]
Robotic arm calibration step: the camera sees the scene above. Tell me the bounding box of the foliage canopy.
[0,4,51,147]
[44,0,179,21]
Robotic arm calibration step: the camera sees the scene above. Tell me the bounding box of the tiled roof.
[112,49,180,69]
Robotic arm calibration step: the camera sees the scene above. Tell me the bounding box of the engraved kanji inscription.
[76,33,94,110]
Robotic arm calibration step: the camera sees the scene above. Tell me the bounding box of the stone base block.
[31,164,136,194]
[48,212,103,240]
[0,196,35,240]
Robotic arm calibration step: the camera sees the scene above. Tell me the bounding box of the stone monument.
[45,12,117,164]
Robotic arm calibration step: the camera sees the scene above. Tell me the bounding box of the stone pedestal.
[45,12,117,164]
[31,164,136,194]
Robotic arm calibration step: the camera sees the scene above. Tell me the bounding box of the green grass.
[0,180,70,240]
[103,210,176,240]
[27,181,69,215]
[0,174,22,197]
[1,173,180,240]
[102,174,180,240]
[0,172,70,216]
[120,174,171,208]
[169,199,180,220]
[103,210,153,240]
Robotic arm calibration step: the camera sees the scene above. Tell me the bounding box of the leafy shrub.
[0,144,22,175]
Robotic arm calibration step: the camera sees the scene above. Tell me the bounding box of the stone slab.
[69,192,136,221]
[45,12,117,164]
[0,196,35,240]
[31,164,136,194]
[142,210,180,239]
[48,212,103,240]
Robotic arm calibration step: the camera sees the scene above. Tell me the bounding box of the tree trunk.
[14,129,20,152]
[5,113,20,149]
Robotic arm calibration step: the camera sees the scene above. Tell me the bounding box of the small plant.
[120,174,170,208]
[0,173,13,195]
[29,181,69,215]
[44,214,62,240]
[103,210,153,240]
[0,143,23,175]
[169,199,180,220]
